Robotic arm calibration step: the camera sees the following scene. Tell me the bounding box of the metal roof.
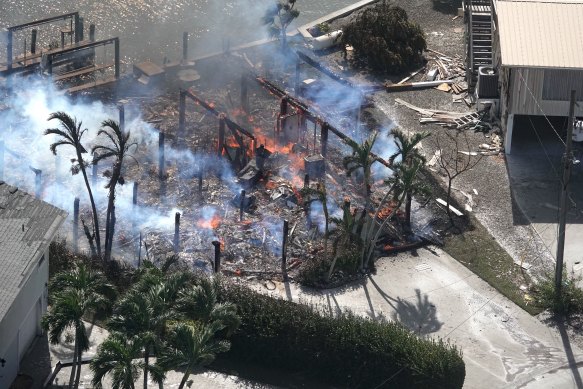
[0,182,67,325]
[495,0,583,68]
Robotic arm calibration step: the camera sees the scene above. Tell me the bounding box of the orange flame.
[197,214,221,229]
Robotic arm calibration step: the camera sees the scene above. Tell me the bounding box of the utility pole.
[555,89,576,303]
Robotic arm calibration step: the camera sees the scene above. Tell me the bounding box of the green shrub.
[218,283,465,388]
[342,1,426,73]
[534,271,583,316]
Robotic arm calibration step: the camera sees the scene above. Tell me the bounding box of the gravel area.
[316,0,556,280]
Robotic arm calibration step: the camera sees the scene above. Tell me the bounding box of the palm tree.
[92,119,137,261]
[328,201,361,281]
[388,128,430,226]
[45,112,102,257]
[176,276,240,336]
[157,321,231,389]
[364,160,430,266]
[41,264,112,388]
[90,333,146,389]
[343,131,379,212]
[108,271,190,389]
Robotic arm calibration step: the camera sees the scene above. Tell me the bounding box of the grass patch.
[443,215,542,315]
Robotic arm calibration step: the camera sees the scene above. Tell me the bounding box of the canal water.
[0,0,356,64]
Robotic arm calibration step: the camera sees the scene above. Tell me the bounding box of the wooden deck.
[53,62,114,81]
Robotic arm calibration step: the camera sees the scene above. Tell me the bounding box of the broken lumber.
[436,198,464,216]
[385,79,454,92]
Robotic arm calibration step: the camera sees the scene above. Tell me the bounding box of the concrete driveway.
[262,248,583,388]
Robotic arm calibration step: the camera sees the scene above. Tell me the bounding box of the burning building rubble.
[0,41,433,282]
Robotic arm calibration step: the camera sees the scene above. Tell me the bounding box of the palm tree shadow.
[392,289,443,335]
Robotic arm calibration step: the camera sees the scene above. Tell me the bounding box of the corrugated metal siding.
[496,1,583,68]
[542,69,583,101]
[509,68,583,116]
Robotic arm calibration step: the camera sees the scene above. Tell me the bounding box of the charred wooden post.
[78,17,84,41]
[304,173,309,188]
[295,58,301,96]
[212,240,221,273]
[92,152,98,188]
[118,103,125,131]
[178,89,186,143]
[73,197,80,252]
[30,167,42,198]
[218,116,226,157]
[158,131,165,180]
[30,29,37,54]
[239,190,246,222]
[282,219,289,281]
[173,212,181,253]
[240,75,249,113]
[198,163,203,193]
[6,30,13,71]
[89,24,95,41]
[279,97,288,134]
[74,13,80,43]
[182,32,189,62]
[114,38,120,79]
[0,140,4,180]
[320,123,329,158]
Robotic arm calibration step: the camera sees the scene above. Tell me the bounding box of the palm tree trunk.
[178,367,191,389]
[68,336,78,389]
[405,192,412,231]
[78,150,102,258]
[105,189,115,261]
[74,347,83,389]
[143,345,149,389]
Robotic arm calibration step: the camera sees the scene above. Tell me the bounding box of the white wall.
[0,251,49,388]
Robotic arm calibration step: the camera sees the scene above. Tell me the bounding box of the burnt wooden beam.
[212,240,221,273]
[295,50,382,93]
[158,131,165,180]
[174,212,180,253]
[182,88,255,140]
[248,75,391,169]
[178,89,186,144]
[218,116,226,157]
[282,219,289,281]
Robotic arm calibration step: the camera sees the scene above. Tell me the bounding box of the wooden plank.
[53,62,114,81]
[66,76,117,94]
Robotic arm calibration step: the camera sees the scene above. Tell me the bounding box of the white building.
[0,182,67,388]
[491,0,583,153]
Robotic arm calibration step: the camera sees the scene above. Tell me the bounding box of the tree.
[157,321,231,389]
[341,1,426,73]
[108,271,190,389]
[90,334,146,389]
[45,112,102,257]
[435,130,482,221]
[389,129,430,228]
[343,131,379,212]
[92,119,137,262]
[262,0,300,50]
[41,264,112,389]
[176,276,240,336]
[328,200,361,280]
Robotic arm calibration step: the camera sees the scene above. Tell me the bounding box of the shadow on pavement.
[367,276,442,335]
[557,319,583,388]
[507,115,583,225]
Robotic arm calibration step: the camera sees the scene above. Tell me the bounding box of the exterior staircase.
[466,0,493,92]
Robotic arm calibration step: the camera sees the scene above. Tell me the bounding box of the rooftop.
[495,0,583,68]
[0,182,67,324]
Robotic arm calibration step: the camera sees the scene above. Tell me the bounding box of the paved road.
[260,248,583,388]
